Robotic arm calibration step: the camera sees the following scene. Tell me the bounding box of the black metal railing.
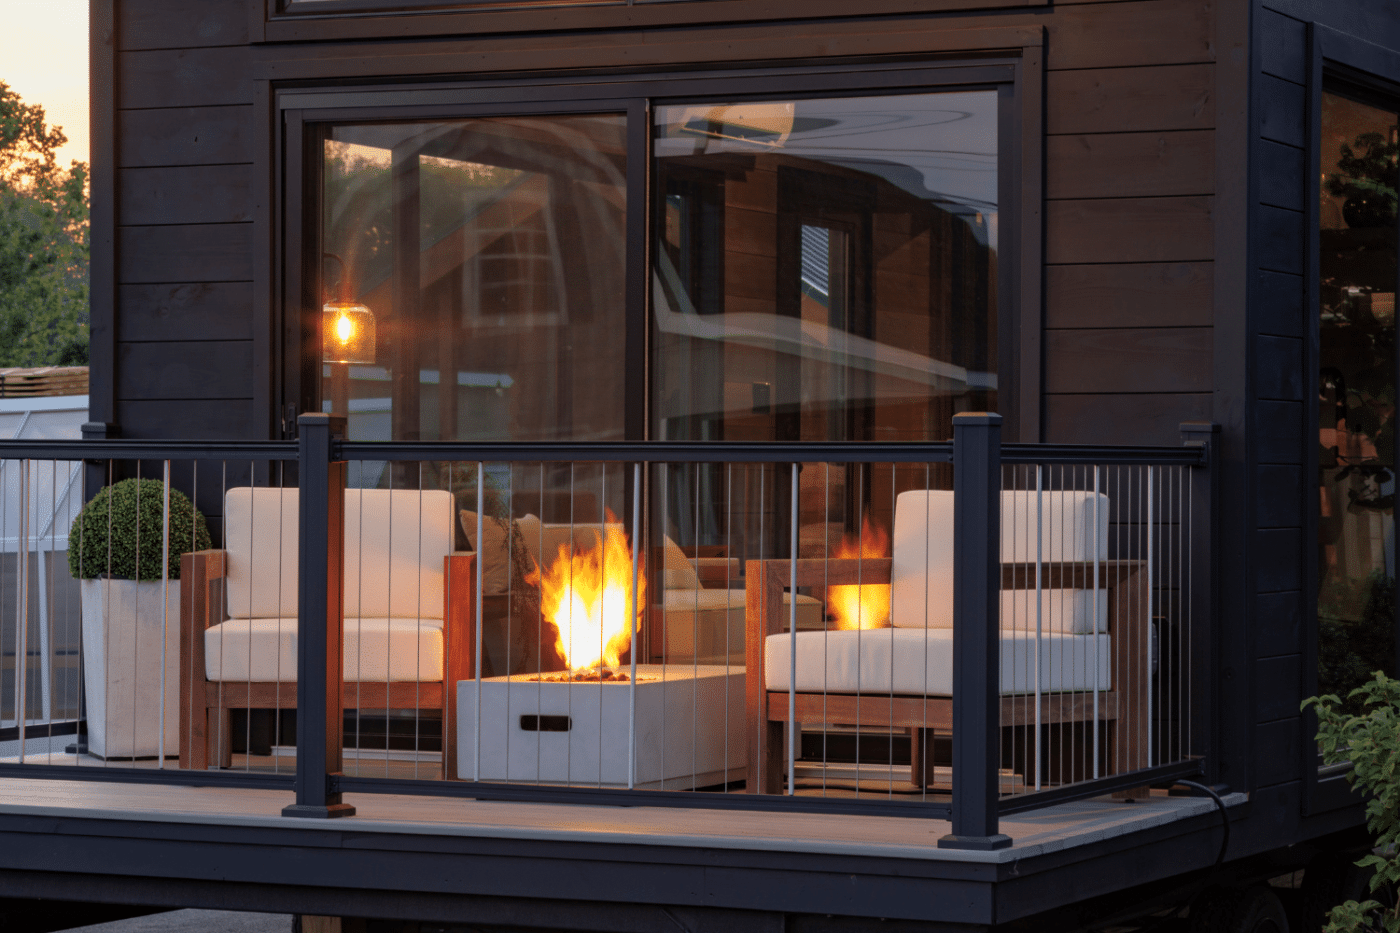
[0,415,1215,848]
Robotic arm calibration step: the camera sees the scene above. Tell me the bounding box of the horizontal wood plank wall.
[109,0,1220,452]
[1042,0,1217,447]
[114,0,255,441]
[1251,3,1308,803]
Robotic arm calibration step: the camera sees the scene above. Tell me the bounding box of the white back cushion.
[344,488,454,619]
[520,521,627,571]
[890,489,1110,631]
[225,487,454,620]
[225,487,299,619]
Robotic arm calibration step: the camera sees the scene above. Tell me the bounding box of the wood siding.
[1040,3,1217,449]
[112,0,255,440]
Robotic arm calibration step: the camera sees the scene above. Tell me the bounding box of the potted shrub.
[68,478,210,759]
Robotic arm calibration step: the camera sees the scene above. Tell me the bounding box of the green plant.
[1304,672,1400,932]
[67,478,211,581]
[1319,573,1397,713]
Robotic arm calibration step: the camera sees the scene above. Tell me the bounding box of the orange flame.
[828,514,891,630]
[526,511,646,672]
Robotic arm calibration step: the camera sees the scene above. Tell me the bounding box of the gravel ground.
[59,910,293,932]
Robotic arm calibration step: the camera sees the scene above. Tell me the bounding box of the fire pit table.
[457,664,745,788]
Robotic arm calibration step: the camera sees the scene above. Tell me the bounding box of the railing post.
[80,422,117,502]
[283,413,354,819]
[939,412,1011,851]
[1180,421,1219,783]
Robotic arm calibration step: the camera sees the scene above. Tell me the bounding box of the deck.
[0,776,1244,930]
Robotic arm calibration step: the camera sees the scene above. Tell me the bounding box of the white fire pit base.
[457,664,746,789]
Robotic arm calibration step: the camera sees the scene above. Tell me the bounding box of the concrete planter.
[79,578,181,759]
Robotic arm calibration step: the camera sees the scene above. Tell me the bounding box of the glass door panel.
[322,114,628,444]
[652,91,998,555]
[1317,90,1400,705]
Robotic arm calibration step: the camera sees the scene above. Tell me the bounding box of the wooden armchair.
[179,487,475,778]
[745,489,1148,795]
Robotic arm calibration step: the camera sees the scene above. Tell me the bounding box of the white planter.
[79,578,181,759]
[458,664,746,789]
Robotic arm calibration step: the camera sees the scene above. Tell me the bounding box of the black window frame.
[1304,24,1400,816]
[273,56,1039,444]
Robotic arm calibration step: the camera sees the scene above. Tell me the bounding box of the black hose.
[1099,781,1232,933]
[1174,779,1231,868]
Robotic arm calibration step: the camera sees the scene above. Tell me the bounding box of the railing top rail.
[0,438,1209,467]
[1001,443,1207,466]
[0,440,299,461]
[336,440,956,463]
[333,440,1208,465]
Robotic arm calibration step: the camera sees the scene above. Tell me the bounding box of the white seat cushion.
[224,487,455,620]
[662,589,822,663]
[205,617,444,683]
[764,628,1111,696]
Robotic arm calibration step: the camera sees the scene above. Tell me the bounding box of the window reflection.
[652,91,998,447]
[322,115,628,444]
[1318,91,1400,707]
[652,91,998,556]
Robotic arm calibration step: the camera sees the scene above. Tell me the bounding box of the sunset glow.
[0,1,90,168]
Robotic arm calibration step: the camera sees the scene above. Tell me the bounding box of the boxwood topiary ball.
[68,478,211,581]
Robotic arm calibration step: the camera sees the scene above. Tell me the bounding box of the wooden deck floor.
[0,767,1249,930]
[0,773,1241,863]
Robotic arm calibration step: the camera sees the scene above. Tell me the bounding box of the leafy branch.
[1304,673,1400,932]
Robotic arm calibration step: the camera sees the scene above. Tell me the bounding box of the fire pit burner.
[520,669,659,684]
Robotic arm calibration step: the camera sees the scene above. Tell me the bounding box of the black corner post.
[1180,421,1219,782]
[939,412,1011,851]
[284,413,355,819]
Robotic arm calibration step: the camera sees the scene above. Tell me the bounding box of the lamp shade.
[323,300,376,365]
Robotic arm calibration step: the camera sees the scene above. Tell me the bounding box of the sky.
[0,0,90,169]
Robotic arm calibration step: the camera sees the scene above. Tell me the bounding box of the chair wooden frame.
[744,557,1148,795]
[178,550,477,779]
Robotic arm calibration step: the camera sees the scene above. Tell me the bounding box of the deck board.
[0,775,1242,864]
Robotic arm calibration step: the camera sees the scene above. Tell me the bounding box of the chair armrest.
[178,548,227,771]
[444,552,477,682]
[180,549,228,632]
[744,557,892,676]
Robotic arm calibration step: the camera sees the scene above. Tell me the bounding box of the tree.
[0,81,88,367]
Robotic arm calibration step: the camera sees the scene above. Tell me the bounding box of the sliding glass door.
[310,83,1003,454]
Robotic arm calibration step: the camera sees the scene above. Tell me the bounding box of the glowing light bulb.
[321,300,375,364]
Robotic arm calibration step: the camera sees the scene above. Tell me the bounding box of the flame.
[526,510,646,672]
[827,514,891,630]
[335,313,355,343]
